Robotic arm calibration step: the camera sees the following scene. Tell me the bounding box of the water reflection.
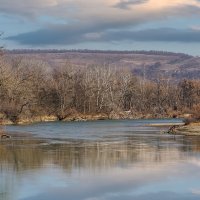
[0,136,195,172]
[1,122,200,200]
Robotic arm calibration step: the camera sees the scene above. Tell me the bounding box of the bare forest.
[0,50,200,124]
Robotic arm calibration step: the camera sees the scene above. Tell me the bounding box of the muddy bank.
[148,122,200,136]
[171,122,200,136]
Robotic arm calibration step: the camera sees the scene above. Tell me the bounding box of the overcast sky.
[1,0,200,55]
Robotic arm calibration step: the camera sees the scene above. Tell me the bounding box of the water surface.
[1,119,200,200]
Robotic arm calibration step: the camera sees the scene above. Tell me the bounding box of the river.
[1,119,200,200]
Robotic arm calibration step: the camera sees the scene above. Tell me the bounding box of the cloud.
[1,0,200,22]
[3,0,200,46]
[191,25,200,31]
[103,28,200,43]
[191,188,200,195]
[7,25,84,45]
[7,27,200,45]
[0,0,60,18]
[114,0,148,9]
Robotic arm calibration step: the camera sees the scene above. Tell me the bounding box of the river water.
[1,119,200,200]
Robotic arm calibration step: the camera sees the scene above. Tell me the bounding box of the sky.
[1,0,200,55]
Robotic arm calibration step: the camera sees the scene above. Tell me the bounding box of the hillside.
[1,49,200,124]
[6,50,200,80]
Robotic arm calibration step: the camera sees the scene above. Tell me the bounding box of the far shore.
[0,112,185,126]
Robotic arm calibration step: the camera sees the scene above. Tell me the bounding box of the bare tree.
[0,51,199,123]
[50,63,76,120]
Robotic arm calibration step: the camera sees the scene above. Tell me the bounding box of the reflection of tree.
[0,139,47,200]
[0,136,197,173]
[0,139,45,171]
[0,135,199,200]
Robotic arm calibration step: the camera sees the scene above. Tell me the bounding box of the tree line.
[7,49,191,57]
[0,56,200,123]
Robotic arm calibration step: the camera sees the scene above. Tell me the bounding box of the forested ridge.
[0,50,200,124]
[7,49,191,57]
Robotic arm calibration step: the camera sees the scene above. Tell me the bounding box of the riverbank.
[0,113,111,125]
[0,110,188,125]
[171,122,200,136]
[147,121,200,136]
[0,113,109,125]
[139,117,200,136]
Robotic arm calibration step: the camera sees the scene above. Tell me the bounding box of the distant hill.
[5,49,200,81]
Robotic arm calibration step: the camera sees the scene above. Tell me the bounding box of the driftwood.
[0,133,11,139]
[0,125,11,139]
[166,125,182,134]
[0,131,11,139]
